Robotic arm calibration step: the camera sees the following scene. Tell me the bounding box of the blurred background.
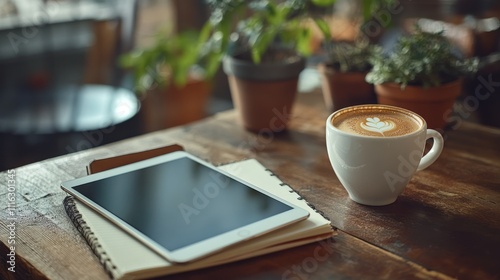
[1,0,499,171]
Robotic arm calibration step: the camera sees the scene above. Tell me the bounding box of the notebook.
[63,145,334,279]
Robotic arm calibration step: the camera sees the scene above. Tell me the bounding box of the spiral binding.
[63,196,120,279]
[264,169,334,230]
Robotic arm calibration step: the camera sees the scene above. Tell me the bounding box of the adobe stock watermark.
[359,0,404,41]
[8,1,63,54]
[134,65,168,95]
[282,238,335,280]
[443,73,500,133]
[64,126,116,154]
[177,105,292,224]
[383,73,500,190]
[235,106,293,152]
[330,0,405,67]
[383,135,426,193]
[178,169,231,224]
[63,96,135,153]
[6,169,17,273]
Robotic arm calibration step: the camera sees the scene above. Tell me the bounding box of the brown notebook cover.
[86,144,184,174]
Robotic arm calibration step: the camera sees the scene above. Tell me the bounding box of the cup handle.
[417,129,444,171]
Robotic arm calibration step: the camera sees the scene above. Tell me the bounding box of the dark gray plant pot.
[222,55,305,81]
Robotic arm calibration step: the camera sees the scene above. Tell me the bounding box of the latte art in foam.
[330,106,423,137]
[360,117,395,136]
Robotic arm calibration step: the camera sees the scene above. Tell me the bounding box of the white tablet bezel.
[61,151,309,263]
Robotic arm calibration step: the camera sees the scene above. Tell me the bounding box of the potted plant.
[200,0,334,132]
[365,27,479,129]
[318,40,381,112]
[315,0,396,112]
[120,31,212,131]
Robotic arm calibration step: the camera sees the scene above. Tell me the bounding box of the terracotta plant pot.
[375,80,463,129]
[223,54,305,133]
[318,64,376,112]
[140,76,212,132]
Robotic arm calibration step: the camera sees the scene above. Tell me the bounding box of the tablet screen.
[72,157,292,251]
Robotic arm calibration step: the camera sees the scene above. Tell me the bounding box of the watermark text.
[6,169,17,273]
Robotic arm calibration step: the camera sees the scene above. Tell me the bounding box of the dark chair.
[0,0,141,171]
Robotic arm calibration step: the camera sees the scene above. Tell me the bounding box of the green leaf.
[362,0,373,22]
[314,18,331,39]
[265,1,277,18]
[251,27,277,64]
[198,22,213,47]
[296,28,312,56]
[205,53,223,78]
[310,0,336,7]
[219,19,232,53]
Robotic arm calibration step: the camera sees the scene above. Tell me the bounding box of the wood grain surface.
[1,92,499,280]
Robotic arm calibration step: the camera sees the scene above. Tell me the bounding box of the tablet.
[61,151,309,263]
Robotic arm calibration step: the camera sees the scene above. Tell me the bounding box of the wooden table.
[1,92,499,280]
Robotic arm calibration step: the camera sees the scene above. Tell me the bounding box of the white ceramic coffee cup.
[326,104,444,206]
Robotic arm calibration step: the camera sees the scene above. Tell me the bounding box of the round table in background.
[0,84,140,170]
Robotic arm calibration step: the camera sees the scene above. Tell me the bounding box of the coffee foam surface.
[331,107,422,137]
